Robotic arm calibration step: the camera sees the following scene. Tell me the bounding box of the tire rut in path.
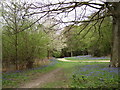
[20,68,62,88]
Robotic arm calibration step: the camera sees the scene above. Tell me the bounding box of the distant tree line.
[60,16,112,57]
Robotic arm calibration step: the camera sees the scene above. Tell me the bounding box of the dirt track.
[20,68,62,88]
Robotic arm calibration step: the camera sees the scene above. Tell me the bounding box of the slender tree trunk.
[47,49,50,59]
[26,58,33,69]
[14,6,18,70]
[15,33,18,70]
[70,48,73,57]
[110,2,120,67]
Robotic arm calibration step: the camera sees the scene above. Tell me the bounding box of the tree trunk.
[15,33,18,70]
[26,60,34,69]
[47,49,50,59]
[70,48,73,57]
[110,2,120,67]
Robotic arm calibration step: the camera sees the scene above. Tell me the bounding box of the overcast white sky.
[19,0,104,29]
[1,0,105,29]
[21,0,105,3]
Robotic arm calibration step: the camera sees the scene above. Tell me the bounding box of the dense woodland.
[1,0,120,72]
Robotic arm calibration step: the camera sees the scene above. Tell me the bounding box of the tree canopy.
[1,0,120,68]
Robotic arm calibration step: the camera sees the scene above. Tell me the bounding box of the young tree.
[2,1,29,70]
[2,1,50,70]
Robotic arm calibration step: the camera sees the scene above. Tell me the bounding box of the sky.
[1,0,104,29]
[21,0,105,3]
[17,0,104,29]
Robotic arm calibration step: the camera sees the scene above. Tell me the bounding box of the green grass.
[40,80,67,88]
[69,62,119,88]
[65,56,110,61]
[2,59,120,89]
[39,61,119,88]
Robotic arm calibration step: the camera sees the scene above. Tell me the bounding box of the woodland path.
[19,57,110,88]
[20,68,65,88]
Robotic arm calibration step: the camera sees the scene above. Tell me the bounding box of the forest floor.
[20,58,110,88]
[3,56,119,88]
[19,58,110,88]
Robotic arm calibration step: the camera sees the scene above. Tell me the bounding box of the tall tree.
[108,2,120,67]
